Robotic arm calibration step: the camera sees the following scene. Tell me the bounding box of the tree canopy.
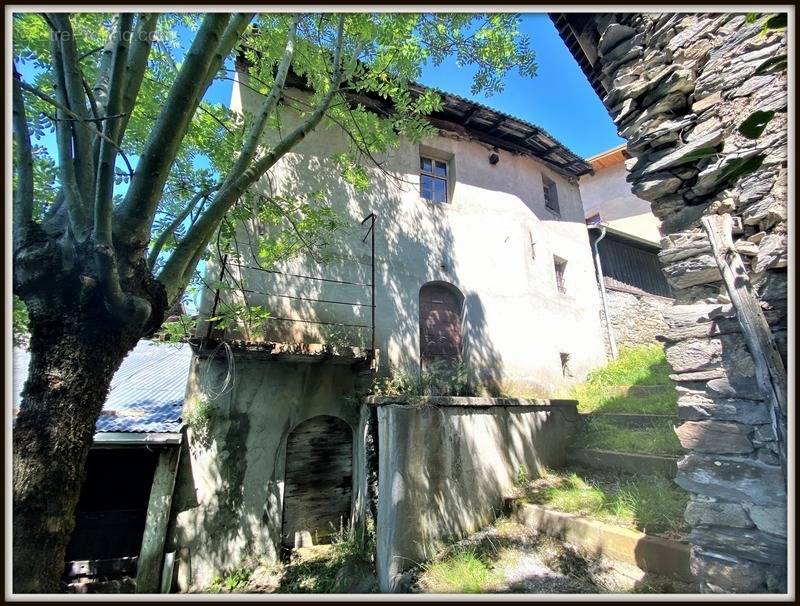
[13,12,537,318]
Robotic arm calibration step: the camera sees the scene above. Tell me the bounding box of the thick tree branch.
[92,14,121,118]
[118,12,159,141]
[48,29,91,237]
[12,70,35,246]
[227,14,300,181]
[19,80,135,177]
[94,14,134,320]
[147,185,219,270]
[114,14,251,248]
[157,16,347,302]
[47,13,95,198]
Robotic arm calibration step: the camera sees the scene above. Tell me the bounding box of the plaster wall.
[580,161,663,243]
[371,398,580,592]
[201,76,608,395]
[167,355,368,590]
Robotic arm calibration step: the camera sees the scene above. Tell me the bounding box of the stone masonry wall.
[604,286,672,351]
[589,13,788,593]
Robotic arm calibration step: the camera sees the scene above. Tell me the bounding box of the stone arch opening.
[281,415,353,549]
[419,281,465,371]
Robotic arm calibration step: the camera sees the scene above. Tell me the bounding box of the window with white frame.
[543,175,559,215]
[420,156,448,203]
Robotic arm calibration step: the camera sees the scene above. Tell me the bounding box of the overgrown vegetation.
[204,523,378,594]
[372,359,476,398]
[183,396,217,447]
[413,515,693,594]
[418,547,501,593]
[516,467,689,539]
[573,418,683,456]
[569,344,677,415]
[209,566,252,593]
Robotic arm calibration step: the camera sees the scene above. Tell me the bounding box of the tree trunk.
[12,226,168,592]
[13,321,139,592]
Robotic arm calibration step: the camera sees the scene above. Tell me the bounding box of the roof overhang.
[92,432,183,447]
[549,13,607,101]
[586,144,629,170]
[588,223,662,252]
[235,53,593,178]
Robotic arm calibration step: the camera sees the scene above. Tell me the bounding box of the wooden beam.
[136,446,182,593]
[702,214,787,477]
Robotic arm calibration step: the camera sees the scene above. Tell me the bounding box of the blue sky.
[417,13,623,158]
[199,13,623,158]
[16,12,619,170]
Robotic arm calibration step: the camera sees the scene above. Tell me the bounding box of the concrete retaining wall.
[369,397,579,592]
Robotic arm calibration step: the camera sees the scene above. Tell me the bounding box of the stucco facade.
[199,73,608,395]
[580,146,663,243]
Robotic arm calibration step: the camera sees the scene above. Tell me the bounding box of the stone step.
[567,448,679,478]
[581,412,678,427]
[509,502,692,582]
[593,384,675,396]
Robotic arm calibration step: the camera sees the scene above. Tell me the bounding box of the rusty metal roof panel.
[13,340,192,434]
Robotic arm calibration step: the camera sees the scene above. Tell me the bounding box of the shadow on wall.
[166,355,362,590]
[378,401,580,590]
[207,143,513,391]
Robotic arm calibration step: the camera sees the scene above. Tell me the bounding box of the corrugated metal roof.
[13,340,193,434]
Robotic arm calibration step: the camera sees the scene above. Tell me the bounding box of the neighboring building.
[13,341,192,593]
[578,144,673,353]
[588,225,673,354]
[168,61,611,590]
[580,144,662,244]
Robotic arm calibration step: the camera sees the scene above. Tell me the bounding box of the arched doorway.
[281,416,353,549]
[419,282,464,371]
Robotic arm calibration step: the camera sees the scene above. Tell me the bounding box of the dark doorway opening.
[65,447,159,563]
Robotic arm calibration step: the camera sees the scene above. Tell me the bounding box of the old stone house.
[581,144,663,243]
[165,57,616,590]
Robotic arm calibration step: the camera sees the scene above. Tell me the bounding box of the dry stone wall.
[589,13,787,593]
[603,287,671,350]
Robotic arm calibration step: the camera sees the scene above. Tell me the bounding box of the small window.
[420,156,448,204]
[586,212,602,226]
[560,352,573,378]
[554,257,567,295]
[543,175,559,214]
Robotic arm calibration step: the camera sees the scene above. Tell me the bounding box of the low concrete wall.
[369,397,579,592]
[513,503,692,581]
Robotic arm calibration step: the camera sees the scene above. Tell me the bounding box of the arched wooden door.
[419,283,464,370]
[281,416,353,548]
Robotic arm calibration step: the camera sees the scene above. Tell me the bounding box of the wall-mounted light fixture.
[489,152,499,165]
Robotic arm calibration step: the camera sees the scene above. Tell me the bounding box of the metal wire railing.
[204,213,377,352]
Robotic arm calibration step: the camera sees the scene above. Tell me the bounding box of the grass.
[519,467,689,539]
[570,344,677,415]
[418,546,501,593]
[584,344,672,387]
[275,534,377,594]
[573,418,683,456]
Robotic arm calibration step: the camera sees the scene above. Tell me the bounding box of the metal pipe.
[588,225,618,359]
[361,213,377,353]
